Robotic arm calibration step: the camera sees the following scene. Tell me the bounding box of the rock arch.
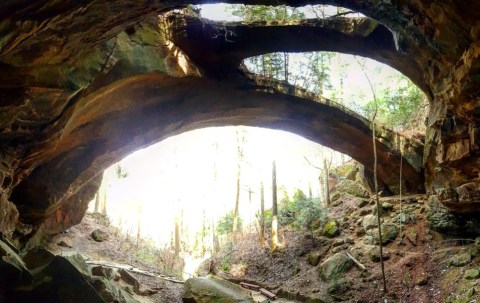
[1,0,479,238]
[10,72,423,231]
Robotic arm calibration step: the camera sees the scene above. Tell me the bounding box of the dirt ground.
[47,213,184,303]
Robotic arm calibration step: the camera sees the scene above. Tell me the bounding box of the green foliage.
[230,5,305,82]
[220,259,231,272]
[263,209,273,228]
[114,164,128,178]
[277,188,329,232]
[216,211,242,235]
[302,52,334,95]
[229,5,305,22]
[361,76,427,131]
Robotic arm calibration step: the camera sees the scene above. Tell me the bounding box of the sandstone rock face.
[0,0,479,240]
[43,174,103,235]
[427,196,480,235]
[8,253,105,303]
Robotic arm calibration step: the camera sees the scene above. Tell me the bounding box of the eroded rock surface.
[0,0,479,242]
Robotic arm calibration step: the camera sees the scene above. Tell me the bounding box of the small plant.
[403,272,413,285]
[220,257,231,272]
[217,211,242,235]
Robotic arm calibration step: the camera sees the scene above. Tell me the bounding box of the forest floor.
[45,195,480,303]
[47,213,185,303]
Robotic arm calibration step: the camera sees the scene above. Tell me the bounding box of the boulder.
[64,254,92,277]
[92,277,139,303]
[359,208,371,216]
[8,255,105,303]
[372,224,398,244]
[381,202,394,211]
[367,246,390,262]
[64,254,139,303]
[464,268,480,279]
[362,215,379,230]
[333,179,369,199]
[450,252,472,267]
[92,265,119,280]
[119,269,141,294]
[183,276,254,303]
[307,251,321,266]
[22,247,55,270]
[356,199,369,208]
[356,227,366,237]
[318,253,353,282]
[92,229,109,242]
[0,239,31,289]
[323,220,340,238]
[332,161,359,182]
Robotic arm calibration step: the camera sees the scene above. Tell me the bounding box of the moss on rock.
[323,220,340,238]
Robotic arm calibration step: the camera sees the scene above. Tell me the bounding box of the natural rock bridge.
[1,0,479,241]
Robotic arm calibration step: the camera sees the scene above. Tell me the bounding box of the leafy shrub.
[278,189,329,232]
[217,211,242,235]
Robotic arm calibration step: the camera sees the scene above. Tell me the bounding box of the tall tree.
[94,193,100,213]
[271,161,279,251]
[96,172,108,215]
[356,56,387,293]
[201,209,208,256]
[232,129,245,235]
[136,204,142,247]
[174,214,180,259]
[211,218,219,254]
[232,136,241,235]
[323,158,331,206]
[259,182,265,246]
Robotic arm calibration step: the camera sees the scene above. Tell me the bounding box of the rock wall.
[0,1,479,241]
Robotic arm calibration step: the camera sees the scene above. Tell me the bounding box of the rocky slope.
[207,189,480,302]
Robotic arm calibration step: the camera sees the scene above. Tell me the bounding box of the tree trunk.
[323,158,330,206]
[271,161,279,251]
[233,130,243,236]
[174,215,180,259]
[259,182,265,246]
[318,175,324,204]
[211,218,219,254]
[201,209,206,257]
[98,174,107,216]
[373,121,387,293]
[136,205,142,247]
[233,167,241,235]
[94,193,100,213]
